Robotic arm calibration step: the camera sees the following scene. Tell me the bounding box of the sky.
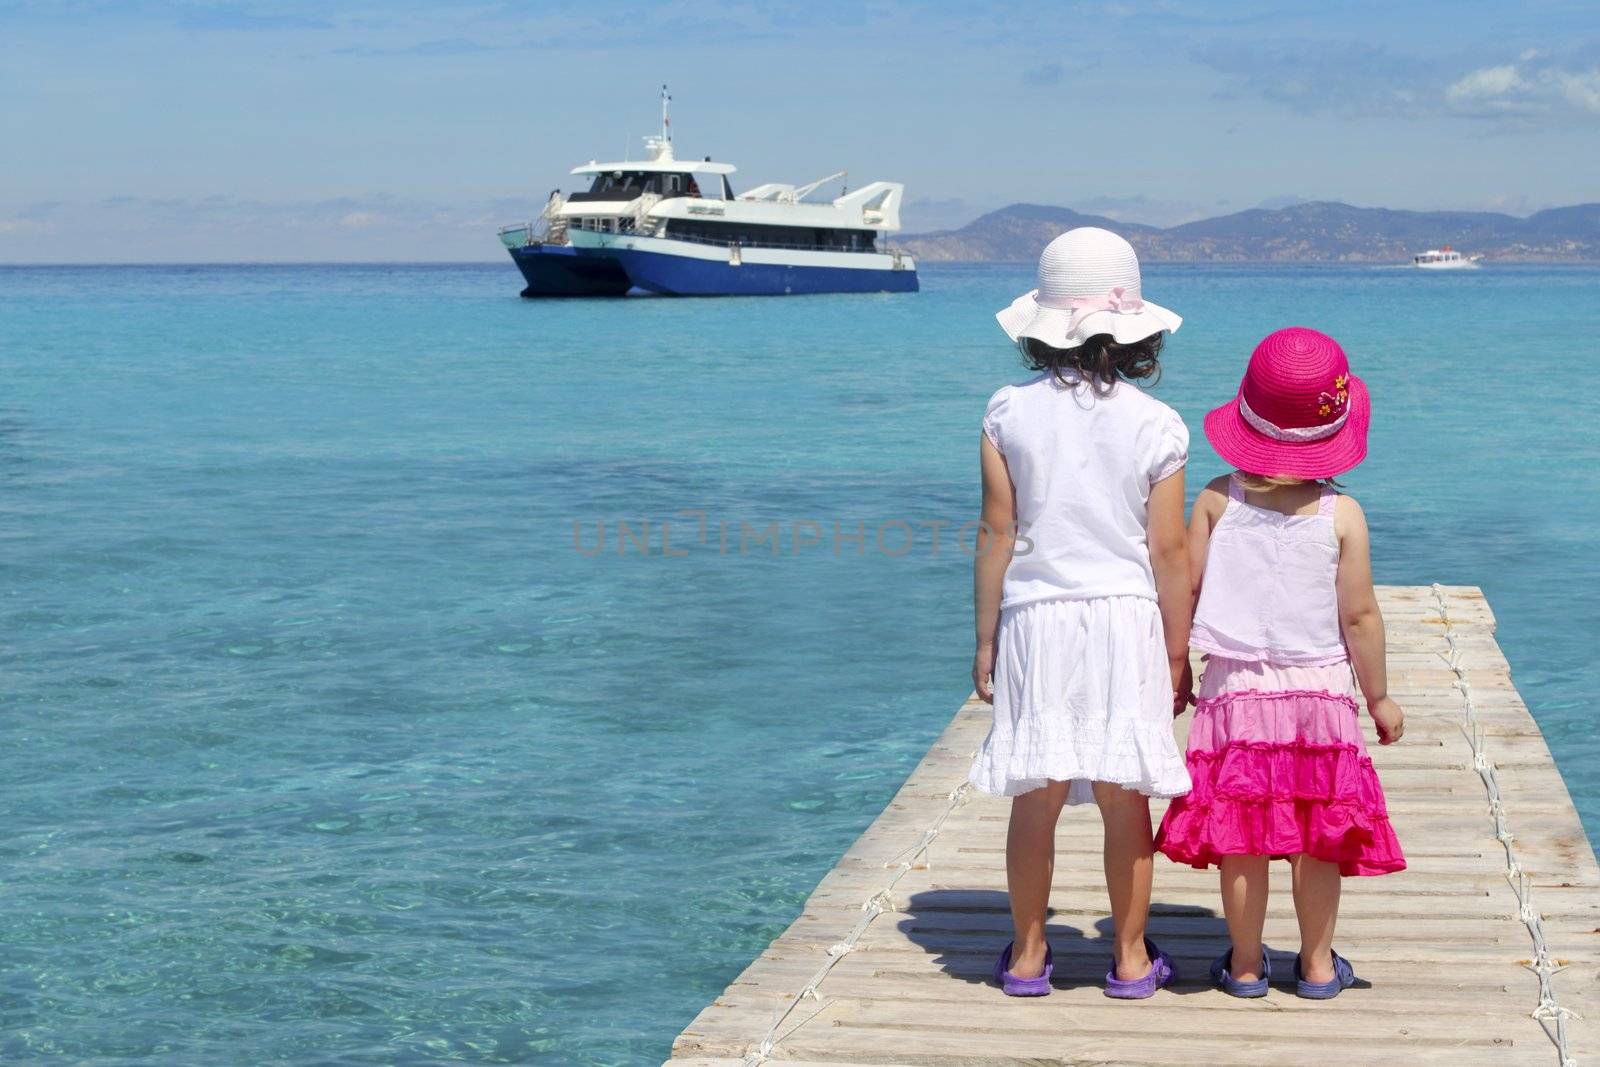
[1,0,1597,262]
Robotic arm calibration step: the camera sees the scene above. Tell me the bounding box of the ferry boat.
[1411,246,1482,270]
[497,89,917,297]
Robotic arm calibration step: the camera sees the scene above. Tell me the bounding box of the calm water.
[0,261,1596,1064]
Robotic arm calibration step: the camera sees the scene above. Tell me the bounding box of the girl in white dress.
[969,228,1193,999]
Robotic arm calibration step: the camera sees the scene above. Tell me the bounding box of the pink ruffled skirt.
[1155,656,1405,877]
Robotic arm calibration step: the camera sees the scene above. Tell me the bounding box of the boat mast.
[661,84,671,150]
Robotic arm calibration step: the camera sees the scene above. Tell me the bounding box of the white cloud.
[1445,64,1527,104]
[337,211,384,229]
[1200,41,1600,124]
[1444,59,1600,117]
[1552,69,1600,114]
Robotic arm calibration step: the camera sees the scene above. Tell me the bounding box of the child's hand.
[972,642,996,705]
[1369,696,1405,745]
[1171,657,1195,717]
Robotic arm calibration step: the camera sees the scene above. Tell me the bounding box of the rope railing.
[739,778,973,1066]
[1430,584,1577,1067]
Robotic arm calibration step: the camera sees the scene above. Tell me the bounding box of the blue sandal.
[1210,946,1271,998]
[993,941,1052,997]
[1294,950,1357,999]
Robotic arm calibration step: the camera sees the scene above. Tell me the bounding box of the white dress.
[968,373,1192,803]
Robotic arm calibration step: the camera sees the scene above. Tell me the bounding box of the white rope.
[1431,585,1578,1067]
[740,780,973,1066]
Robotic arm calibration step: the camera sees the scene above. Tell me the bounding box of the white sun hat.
[996,227,1181,350]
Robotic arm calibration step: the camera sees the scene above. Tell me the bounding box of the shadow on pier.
[898,888,1233,993]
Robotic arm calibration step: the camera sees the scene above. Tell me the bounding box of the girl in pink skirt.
[1156,326,1405,1000]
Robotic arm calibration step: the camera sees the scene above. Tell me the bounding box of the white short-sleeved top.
[983,372,1188,609]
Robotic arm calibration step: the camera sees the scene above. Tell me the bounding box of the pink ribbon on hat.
[1238,393,1349,442]
[1035,286,1146,332]
[1069,287,1145,332]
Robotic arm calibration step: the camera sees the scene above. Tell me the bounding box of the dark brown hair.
[1019,333,1164,394]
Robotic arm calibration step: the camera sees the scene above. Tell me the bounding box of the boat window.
[692,175,721,201]
[662,218,879,252]
[571,172,649,202]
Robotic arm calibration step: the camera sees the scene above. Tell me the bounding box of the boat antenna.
[661,84,671,147]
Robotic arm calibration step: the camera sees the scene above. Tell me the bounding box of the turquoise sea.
[1,261,1596,1064]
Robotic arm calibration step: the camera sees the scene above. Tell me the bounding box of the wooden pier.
[665,586,1598,1066]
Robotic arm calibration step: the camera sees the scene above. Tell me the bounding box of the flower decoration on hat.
[1317,374,1351,419]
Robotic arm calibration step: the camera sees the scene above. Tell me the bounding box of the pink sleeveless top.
[1190,475,1347,666]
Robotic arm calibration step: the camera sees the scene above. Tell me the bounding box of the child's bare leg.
[1290,854,1342,983]
[1092,782,1155,980]
[1218,855,1270,980]
[1006,780,1069,978]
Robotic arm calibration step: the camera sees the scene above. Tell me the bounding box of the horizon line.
[2,259,1596,269]
[0,260,511,268]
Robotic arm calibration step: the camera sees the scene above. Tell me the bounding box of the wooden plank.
[663,587,1597,1066]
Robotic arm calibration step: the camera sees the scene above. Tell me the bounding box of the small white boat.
[1411,246,1482,270]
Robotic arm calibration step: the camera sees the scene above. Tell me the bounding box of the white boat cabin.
[1412,246,1480,268]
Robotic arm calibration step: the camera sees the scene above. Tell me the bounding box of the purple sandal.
[993,941,1052,997]
[1211,946,1271,998]
[1103,937,1176,999]
[1294,950,1357,999]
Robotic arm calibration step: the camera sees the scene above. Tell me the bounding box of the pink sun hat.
[1204,327,1370,480]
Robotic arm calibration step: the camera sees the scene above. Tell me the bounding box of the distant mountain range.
[901,201,1600,263]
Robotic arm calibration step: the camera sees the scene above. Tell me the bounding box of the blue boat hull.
[508,244,631,297]
[611,249,919,296]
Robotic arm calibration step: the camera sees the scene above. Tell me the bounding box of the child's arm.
[1335,495,1405,745]
[971,435,1017,704]
[1148,470,1191,707]
[1175,477,1231,710]
[1188,476,1230,606]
